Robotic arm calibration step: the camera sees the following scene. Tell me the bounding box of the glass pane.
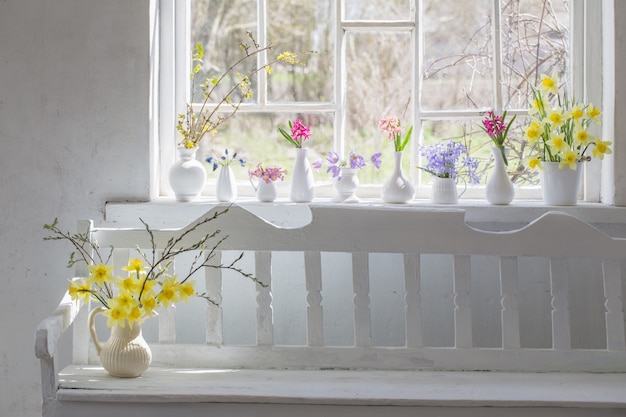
[501,0,570,109]
[267,0,335,103]
[190,0,258,103]
[420,116,538,186]
[196,113,334,184]
[345,31,414,183]
[422,0,493,110]
[344,0,412,20]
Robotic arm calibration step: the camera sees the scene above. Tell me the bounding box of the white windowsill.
[105,197,626,234]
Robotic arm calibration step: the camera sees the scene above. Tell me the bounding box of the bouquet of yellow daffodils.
[524,72,612,170]
[44,209,259,328]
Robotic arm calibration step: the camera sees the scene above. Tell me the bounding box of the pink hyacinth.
[291,119,311,143]
[379,116,402,141]
[482,111,506,137]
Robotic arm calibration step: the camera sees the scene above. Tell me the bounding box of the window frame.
[157,0,604,202]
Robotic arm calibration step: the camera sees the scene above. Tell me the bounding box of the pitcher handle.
[88,306,107,354]
[458,177,468,199]
[249,176,258,192]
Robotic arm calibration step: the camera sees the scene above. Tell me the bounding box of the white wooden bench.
[35,204,626,417]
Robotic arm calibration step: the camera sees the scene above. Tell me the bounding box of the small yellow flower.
[559,151,578,170]
[586,104,602,124]
[87,263,115,287]
[122,258,148,277]
[546,108,567,128]
[68,279,91,302]
[539,71,559,96]
[109,291,138,313]
[157,276,180,307]
[528,157,543,171]
[178,281,196,303]
[547,135,568,153]
[119,276,141,295]
[592,140,613,160]
[574,127,595,147]
[103,306,128,328]
[571,103,584,121]
[126,306,144,327]
[524,121,542,144]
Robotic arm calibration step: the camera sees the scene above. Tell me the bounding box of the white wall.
[1,1,625,416]
[0,0,151,415]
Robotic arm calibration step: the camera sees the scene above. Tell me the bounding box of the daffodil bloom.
[68,279,92,302]
[122,258,148,276]
[586,104,602,124]
[574,128,594,147]
[523,121,542,143]
[109,291,138,313]
[103,306,128,328]
[559,151,578,170]
[87,263,115,287]
[539,72,559,96]
[178,281,196,303]
[126,306,144,326]
[157,276,180,307]
[546,135,568,153]
[592,140,613,160]
[528,157,543,171]
[141,293,158,317]
[570,103,584,121]
[119,276,141,295]
[546,108,568,128]
[529,98,544,116]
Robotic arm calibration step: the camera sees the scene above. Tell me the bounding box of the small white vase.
[485,146,515,205]
[541,161,582,206]
[88,307,152,378]
[290,148,315,203]
[169,147,206,202]
[216,165,237,202]
[251,179,278,203]
[431,176,459,204]
[333,169,360,203]
[381,151,415,204]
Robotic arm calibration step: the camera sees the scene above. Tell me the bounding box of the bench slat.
[353,252,372,348]
[205,252,223,345]
[500,256,521,349]
[602,259,626,351]
[453,255,472,348]
[305,251,323,346]
[550,258,571,350]
[404,253,423,348]
[255,251,273,346]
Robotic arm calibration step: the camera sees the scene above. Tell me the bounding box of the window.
[160,0,601,200]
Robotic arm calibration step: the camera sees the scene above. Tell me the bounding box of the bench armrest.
[35,290,81,360]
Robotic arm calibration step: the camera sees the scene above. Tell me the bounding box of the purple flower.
[418,140,480,184]
[327,165,341,178]
[312,160,323,169]
[370,152,382,169]
[349,152,366,169]
[312,150,382,177]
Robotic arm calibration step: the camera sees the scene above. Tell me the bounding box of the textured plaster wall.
[0,0,151,415]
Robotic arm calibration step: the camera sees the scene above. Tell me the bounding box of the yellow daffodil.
[178,281,196,303]
[570,103,584,121]
[68,278,91,302]
[528,157,543,171]
[103,306,128,328]
[157,276,180,307]
[539,72,559,96]
[574,127,595,147]
[126,306,144,327]
[122,258,148,277]
[545,108,568,128]
[119,276,141,295]
[592,140,613,160]
[559,151,578,170]
[586,104,602,124]
[546,135,568,153]
[529,97,543,116]
[141,292,158,317]
[87,263,115,287]
[109,291,138,313]
[524,121,542,144]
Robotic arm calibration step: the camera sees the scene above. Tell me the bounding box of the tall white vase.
[333,168,360,203]
[88,307,152,378]
[216,165,237,202]
[485,146,515,205]
[290,148,315,203]
[541,162,582,206]
[381,151,415,204]
[169,147,206,202]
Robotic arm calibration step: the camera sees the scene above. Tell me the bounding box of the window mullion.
[257,0,268,106]
[492,0,503,112]
[336,0,346,156]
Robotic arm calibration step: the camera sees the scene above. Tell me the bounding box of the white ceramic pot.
[289,148,315,203]
[333,168,360,203]
[431,176,459,204]
[381,151,415,204]
[251,178,278,203]
[88,307,152,378]
[216,165,237,202]
[168,147,206,202]
[541,161,582,206]
[485,146,515,205]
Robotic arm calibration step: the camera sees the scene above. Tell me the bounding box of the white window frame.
[157,0,604,202]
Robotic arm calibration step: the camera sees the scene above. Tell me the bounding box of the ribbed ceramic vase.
[485,146,515,205]
[541,162,582,206]
[88,307,152,378]
[216,165,237,202]
[333,169,360,203]
[381,151,415,204]
[430,176,459,204]
[169,147,206,202]
[290,148,315,203]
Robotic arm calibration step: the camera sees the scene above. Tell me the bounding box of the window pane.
[197,113,334,183]
[500,0,570,109]
[422,0,493,110]
[190,0,258,103]
[344,0,412,20]
[345,31,414,182]
[267,0,335,103]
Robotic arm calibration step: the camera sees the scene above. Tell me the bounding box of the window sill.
[105,198,626,235]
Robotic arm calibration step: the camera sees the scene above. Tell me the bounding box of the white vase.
[216,165,237,202]
[333,168,360,203]
[290,148,315,203]
[381,151,415,204]
[168,147,206,202]
[485,146,515,205]
[541,161,582,206]
[431,176,459,204]
[252,179,278,202]
[88,307,152,378]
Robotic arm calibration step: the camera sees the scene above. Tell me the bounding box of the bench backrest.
[74,205,626,372]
